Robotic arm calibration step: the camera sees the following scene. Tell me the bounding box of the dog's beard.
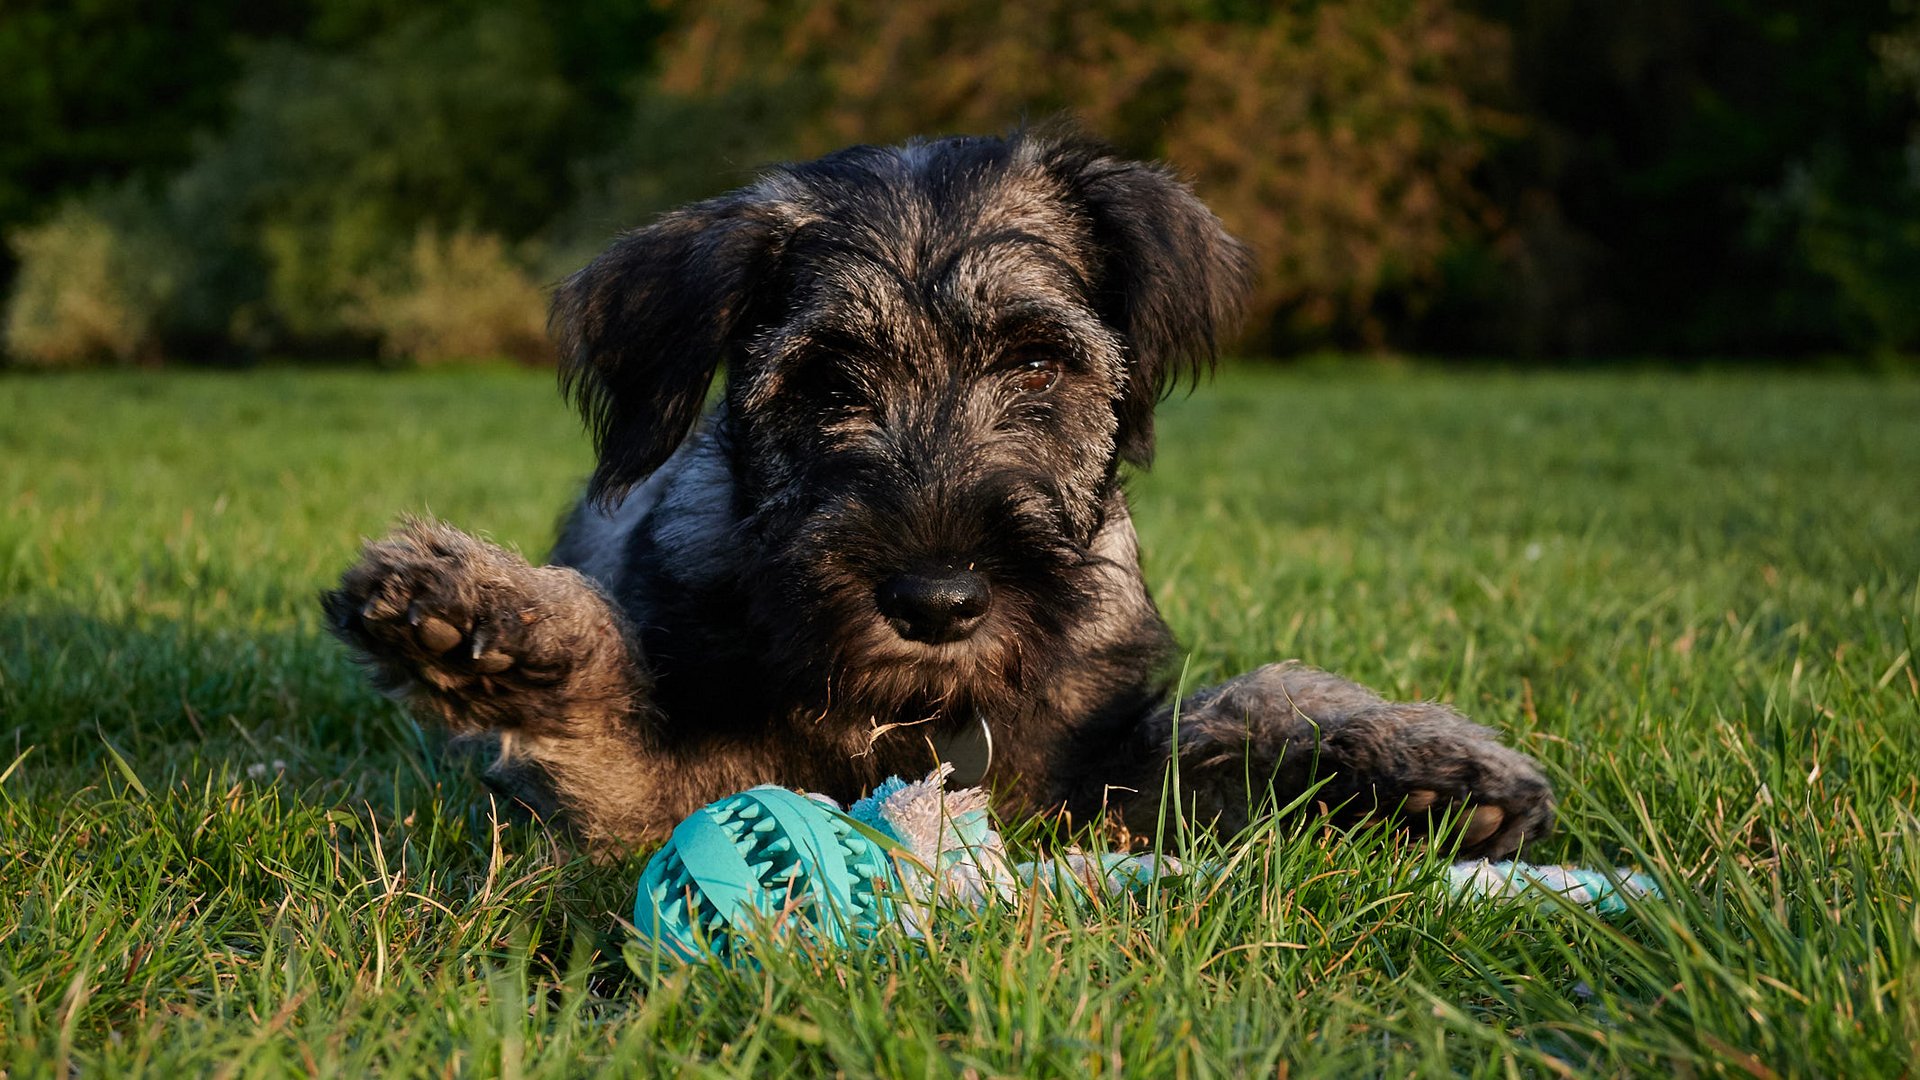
[747,478,1100,730]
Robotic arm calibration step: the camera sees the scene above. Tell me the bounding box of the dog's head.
[552,126,1251,708]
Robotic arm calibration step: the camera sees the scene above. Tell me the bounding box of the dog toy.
[632,767,1660,959]
[631,783,900,961]
[1447,859,1662,916]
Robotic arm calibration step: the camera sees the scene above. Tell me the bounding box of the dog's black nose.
[876,569,991,644]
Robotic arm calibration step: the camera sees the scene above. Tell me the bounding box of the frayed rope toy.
[632,765,1660,961]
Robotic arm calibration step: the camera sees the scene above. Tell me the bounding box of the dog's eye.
[1010,357,1060,395]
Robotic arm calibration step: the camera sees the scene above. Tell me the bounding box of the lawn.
[2,366,1916,1076]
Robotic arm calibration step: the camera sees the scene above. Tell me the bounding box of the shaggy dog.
[323,126,1555,859]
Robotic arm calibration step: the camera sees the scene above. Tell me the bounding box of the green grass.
[2,366,1916,1076]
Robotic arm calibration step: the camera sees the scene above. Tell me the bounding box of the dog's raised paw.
[322,520,541,698]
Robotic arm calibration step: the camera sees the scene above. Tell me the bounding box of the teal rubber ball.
[633,785,899,960]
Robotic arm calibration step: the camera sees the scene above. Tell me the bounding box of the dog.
[323,125,1555,859]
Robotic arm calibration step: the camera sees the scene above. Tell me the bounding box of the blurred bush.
[4,2,612,367]
[350,229,552,366]
[3,187,181,367]
[165,8,578,355]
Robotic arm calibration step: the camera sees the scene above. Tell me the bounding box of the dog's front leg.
[1123,662,1555,860]
[322,518,668,854]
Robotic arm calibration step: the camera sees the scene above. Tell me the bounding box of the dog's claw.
[1461,805,1504,849]
[472,651,514,674]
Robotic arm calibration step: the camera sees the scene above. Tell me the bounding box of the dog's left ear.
[1034,133,1256,465]
[550,194,781,504]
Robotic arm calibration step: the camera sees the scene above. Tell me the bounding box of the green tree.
[0,0,303,282]
[1457,0,1920,356]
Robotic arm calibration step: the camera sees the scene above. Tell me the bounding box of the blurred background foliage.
[2,0,1916,367]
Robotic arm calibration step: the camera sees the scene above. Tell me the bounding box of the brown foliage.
[654,0,1513,348]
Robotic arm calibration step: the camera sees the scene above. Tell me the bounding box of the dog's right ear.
[551,196,779,504]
